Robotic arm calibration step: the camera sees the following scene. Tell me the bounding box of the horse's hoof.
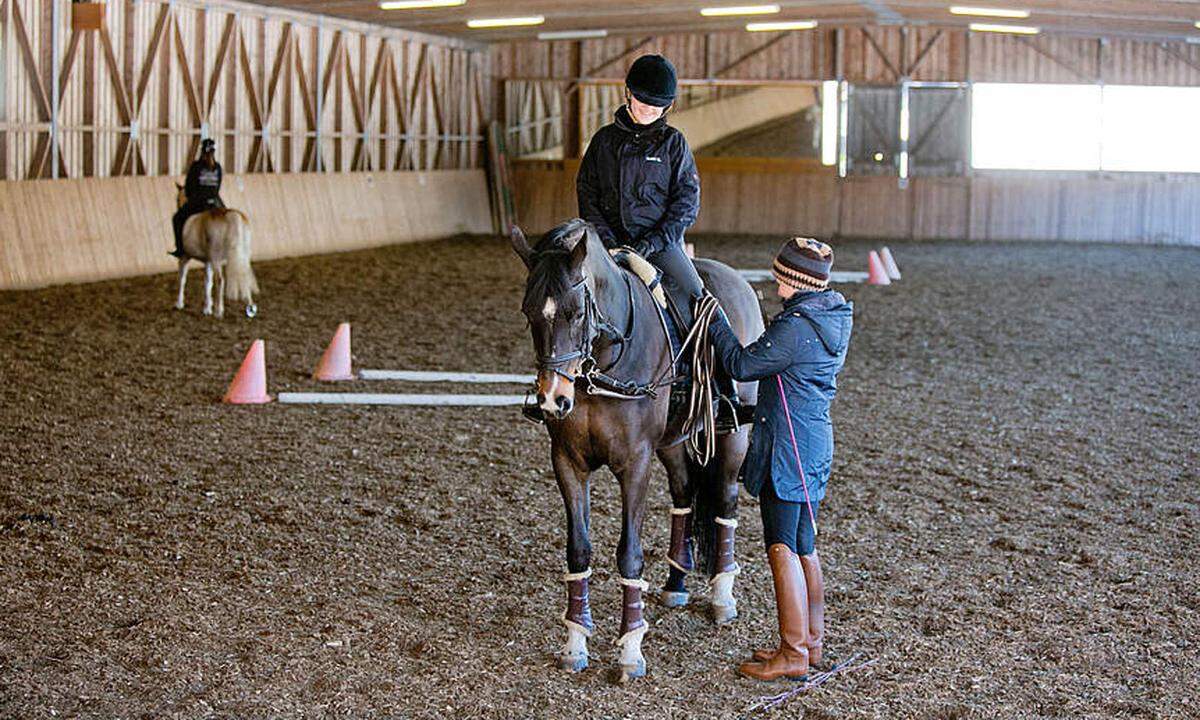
[245,304,258,318]
[712,604,738,625]
[174,304,184,311]
[559,653,588,673]
[660,590,690,608]
[202,308,213,317]
[617,659,646,683]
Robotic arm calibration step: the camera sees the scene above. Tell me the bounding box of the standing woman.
[707,238,854,681]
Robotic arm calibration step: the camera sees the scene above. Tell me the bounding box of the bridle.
[533,273,635,391]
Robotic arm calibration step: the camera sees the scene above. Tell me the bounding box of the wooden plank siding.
[0,0,492,181]
[0,169,493,289]
[513,160,1200,246]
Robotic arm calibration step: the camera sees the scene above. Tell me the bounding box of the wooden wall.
[491,26,1200,86]
[0,0,492,181]
[513,160,1200,246]
[0,168,492,289]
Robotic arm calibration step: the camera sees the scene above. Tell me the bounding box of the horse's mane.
[522,219,591,313]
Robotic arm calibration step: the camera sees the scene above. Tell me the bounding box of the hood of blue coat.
[784,290,853,356]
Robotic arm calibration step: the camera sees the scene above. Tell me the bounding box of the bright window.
[972,83,1200,173]
[1100,86,1200,172]
[971,83,1101,171]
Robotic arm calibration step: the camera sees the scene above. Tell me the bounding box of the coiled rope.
[681,294,723,465]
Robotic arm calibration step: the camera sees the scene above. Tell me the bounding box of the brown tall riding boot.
[750,550,826,666]
[738,544,809,681]
[800,551,825,666]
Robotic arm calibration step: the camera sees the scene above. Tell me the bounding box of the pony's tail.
[689,453,725,576]
[224,213,258,304]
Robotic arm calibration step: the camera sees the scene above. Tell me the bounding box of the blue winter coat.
[709,290,853,503]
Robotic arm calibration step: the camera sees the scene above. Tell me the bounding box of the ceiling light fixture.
[379,0,465,9]
[538,29,609,40]
[467,16,545,28]
[950,6,1030,19]
[746,20,818,32]
[701,5,781,17]
[968,22,1039,34]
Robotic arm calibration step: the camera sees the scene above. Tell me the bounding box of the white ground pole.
[358,370,536,384]
[739,269,868,284]
[277,393,527,406]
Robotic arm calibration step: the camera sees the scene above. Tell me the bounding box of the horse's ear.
[569,229,589,268]
[509,224,533,269]
[175,182,183,191]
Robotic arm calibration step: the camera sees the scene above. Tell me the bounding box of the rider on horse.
[170,138,224,258]
[574,54,747,430]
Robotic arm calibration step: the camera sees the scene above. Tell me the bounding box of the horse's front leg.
[552,450,593,672]
[175,259,189,310]
[614,449,653,682]
[657,445,695,608]
[202,263,214,316]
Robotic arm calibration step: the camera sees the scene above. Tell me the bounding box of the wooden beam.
[714,31,794,77]
[1013,35,1093,82]
[905,29,943,76]
[862,28,902,81]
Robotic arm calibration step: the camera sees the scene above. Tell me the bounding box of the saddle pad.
[609,248,667,309]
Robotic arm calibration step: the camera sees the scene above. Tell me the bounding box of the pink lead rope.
[775,374,818,537]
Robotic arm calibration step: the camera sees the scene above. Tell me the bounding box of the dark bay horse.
[510,219,764,681]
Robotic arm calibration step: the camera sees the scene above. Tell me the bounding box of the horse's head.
[512,219,599,420]
[175,182,187,210]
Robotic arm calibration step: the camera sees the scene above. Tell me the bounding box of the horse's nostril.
[558,396,573,415]
[537,392,547,406]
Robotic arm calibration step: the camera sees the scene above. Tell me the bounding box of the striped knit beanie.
[772,237,834,292]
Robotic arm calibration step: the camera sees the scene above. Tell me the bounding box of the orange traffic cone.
[313,322,355,381]
[880,246,901,280]
[867,251,892,286]
[223,339,272,404]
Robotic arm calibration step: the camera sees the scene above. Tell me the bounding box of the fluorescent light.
[746,20,817,31]
[379,0,464,9]
[538,29,609,40]
[949,6,1030,19]
[701,5,780,17]
[968,22,1039,34]
[467,16,544,28]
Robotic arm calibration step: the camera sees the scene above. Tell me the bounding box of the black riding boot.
[169,209,187,258]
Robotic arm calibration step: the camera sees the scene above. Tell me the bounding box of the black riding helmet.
[625,54,677,108]
[201,138,216,154]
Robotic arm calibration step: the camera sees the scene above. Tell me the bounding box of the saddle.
[609,249,716,441]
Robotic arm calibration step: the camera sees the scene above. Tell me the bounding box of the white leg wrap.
[563,624,589,658]
[709,564,741,609]
[669,507,693,516]
[714,516,739,528]
[666,558,689,573]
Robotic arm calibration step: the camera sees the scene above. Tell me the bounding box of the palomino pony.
[173,184,258,318]
[510,219,764,682]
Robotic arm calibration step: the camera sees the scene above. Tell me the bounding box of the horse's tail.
[223,212,258,304]
[689,453,726,577]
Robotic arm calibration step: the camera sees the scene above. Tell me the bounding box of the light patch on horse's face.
[542,297,557,322]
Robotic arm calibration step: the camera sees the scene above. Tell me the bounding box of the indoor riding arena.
[2,1,1198,718]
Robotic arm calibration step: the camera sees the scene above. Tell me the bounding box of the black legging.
[649,240,705,302]
[760,482,820,556]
